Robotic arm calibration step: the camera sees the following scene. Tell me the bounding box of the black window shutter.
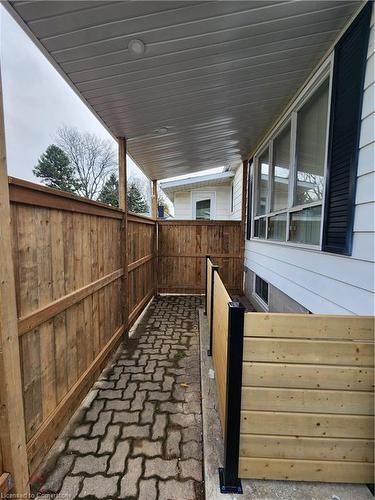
[246,158,253,240]
[322,2,372,255]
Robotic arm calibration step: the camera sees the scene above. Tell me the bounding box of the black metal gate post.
[207,264,219,357]
[219,301,245,494]
[204,255,209,315]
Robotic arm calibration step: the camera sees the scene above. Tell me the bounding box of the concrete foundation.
[244,267,310,313]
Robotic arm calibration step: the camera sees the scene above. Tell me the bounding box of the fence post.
[0,65,30,495]
[118,137,129,335]
[207,264,219,357]
[219,301,245,494]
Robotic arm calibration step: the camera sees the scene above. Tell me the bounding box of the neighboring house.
[160,168,242,220]
[243,3,374,316]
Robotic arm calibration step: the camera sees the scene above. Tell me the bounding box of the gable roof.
[160,171,234,200]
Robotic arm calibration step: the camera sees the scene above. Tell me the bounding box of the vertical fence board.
[127,214,156,326]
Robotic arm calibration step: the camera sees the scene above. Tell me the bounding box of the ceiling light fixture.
[128,39,145,57]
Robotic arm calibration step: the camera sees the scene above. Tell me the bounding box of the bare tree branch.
[56,125,117,199]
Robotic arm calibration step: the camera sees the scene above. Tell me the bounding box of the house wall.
[245,9,374,315]
[173,191,191,219]
[173,185,232,219]
[230,164,243,220]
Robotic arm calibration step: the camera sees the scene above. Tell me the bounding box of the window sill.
[248,237,358,260]
[249,237,321,252]
[251,293,269,312]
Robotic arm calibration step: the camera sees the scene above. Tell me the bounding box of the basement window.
[254,275,269,306]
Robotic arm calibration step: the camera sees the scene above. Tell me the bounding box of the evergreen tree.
[128,181,149,213]
[33,144,80,193]
[98,173,119,207]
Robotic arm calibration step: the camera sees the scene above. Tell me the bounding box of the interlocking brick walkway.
[38,296,204,500]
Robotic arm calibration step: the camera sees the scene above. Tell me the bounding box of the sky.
[0,5,222,208]
[0,6,147,184]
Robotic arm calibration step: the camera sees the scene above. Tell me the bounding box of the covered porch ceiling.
[5,1,362,180]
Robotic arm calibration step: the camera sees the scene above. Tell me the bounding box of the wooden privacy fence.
[158,220,243,294]
[5,178,156,477]
[205,258,374,492]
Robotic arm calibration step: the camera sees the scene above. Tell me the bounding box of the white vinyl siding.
[230,164,243,220]
[173,185,232,219]
[245,11,375,315]
[173,192,192,219]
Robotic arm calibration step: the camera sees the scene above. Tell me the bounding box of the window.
[230,182,234,212]
[192,191,215,220]
[254,217,266,238]
[195,199,211,220]
[289,205,322,245]
[295,79,329,205]
[256,148,269,216]
[255,275,269,305]
[252,75,330,247]
[272,123,290,212]
[269,213,287,241]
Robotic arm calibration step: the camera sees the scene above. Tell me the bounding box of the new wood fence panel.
[10,180,126,474]
[239,458,374,484]
[243,338,374,366]
[240,313,375,484]
[157,220,243,294]
[127,214,156,326]
[212,271,231,431]
[243,313,374,340]
[240,435,374,462]
[242,362,374,391]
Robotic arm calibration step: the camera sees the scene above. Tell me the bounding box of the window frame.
[246,159,253,240]
[255,144,271,217]
[191,190,216,220]
[251,55,334,250]
[253,274,269,310]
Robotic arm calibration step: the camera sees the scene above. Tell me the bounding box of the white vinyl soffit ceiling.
[5,1,362,180]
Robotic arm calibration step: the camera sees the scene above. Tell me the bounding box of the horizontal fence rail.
[7,178,157,476]
[157,220,243,294]
[205,258,375,490]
